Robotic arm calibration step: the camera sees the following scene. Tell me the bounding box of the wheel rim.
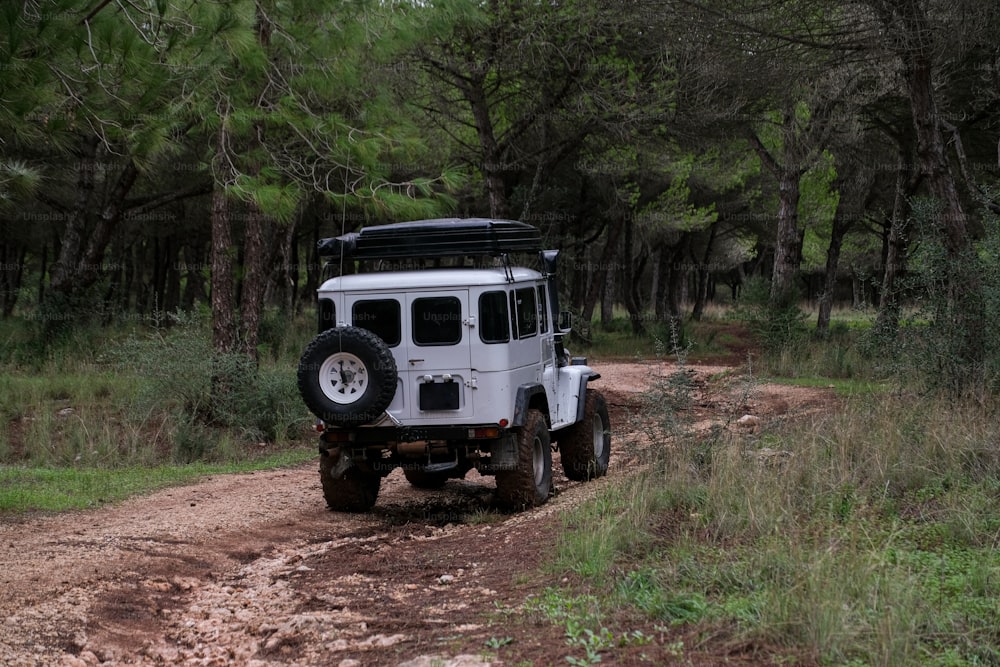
[592,413,606,459]
[318,352,369,405]
[532,434,545,488]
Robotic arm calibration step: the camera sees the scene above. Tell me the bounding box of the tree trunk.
[211,126,238,355]
[771,167,803,304]
[302,219,322,310]
[163,239,181,314]
[665,236,688,320]
[884,0,984,381]
[581,215,624,330]
[37,243,47,307]
[465,76,508,219]
[654,244,669,321]
[875,156,910,334]
[0,242,25,317]
[816,208,850,336]
[238,205,276,359]
[600,267,614,329]
[622,217,646,335]
[181,243,207,310]
[691,221,719,321]
[77,161,139,289]
[749,118,806,306]
[49,136,99,295]
[273,215,299,315]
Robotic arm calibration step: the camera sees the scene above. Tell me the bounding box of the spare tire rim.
[319,352,369,405]
[592,413,606,459]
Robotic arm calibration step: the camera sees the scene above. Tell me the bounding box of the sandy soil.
[0,362,834,667]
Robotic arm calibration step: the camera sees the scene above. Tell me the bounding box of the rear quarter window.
[510,287,537,339]
[479,291,510,344]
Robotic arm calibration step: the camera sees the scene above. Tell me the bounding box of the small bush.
[869,197,1000,397]
[110,311,306,455]
[734,277,808,351]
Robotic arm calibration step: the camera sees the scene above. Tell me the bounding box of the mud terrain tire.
[495,408,552,510]
[559,390,611,481]
[319,447,381,512]
[298,326,397,427]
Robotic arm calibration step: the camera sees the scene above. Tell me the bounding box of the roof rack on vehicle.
[317,218,542,260]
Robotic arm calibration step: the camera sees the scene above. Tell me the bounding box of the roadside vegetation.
[508,280,1000,666]
[538,372,1000,665]
[0,311,318,512]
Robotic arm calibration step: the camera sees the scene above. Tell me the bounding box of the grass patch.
[0,447,315,513]
[584,313,756,363]
[764,375,891,396]
[540,362,1000,665]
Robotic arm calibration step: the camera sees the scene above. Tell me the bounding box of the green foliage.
[111,312,305,460]
[798,150,840,270]
[636,150,719,234]
[616,569,708,624]
[0,311,321,512]
[0,160,40,206]
[760,325,872,380]
[522,588,621,665]
[870,198,1000,396]
[0,449,313,513]
[734,277,809,350]
[546,354,1000,664]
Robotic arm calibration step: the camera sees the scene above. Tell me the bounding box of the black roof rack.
[317,218,542,260]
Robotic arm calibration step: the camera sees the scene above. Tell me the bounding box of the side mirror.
[558,310,573,332]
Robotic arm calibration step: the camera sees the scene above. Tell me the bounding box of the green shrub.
[871,197,1000,396]
[110,311,306,454]
[734,277,808,351]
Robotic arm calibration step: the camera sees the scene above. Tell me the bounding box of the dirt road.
[0,362,832,666]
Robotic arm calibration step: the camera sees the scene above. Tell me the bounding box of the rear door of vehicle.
[404,291,474,421]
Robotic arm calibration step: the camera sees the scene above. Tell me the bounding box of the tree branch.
[124,182,213,218]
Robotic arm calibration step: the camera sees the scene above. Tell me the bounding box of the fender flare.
[512,384,548,427]
[575,372,602,423]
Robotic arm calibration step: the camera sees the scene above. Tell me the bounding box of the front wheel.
[559,390,611,481]
[319,447,381,512]
[495,408,552,510]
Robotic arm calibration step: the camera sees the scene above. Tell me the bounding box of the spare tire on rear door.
[298,326,398,426]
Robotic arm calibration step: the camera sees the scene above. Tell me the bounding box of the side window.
[352,299,401,346]
[318,298,335,333]
[412,296,462,346]
[510,287,537,339]
[537,286,548,334]
[479,291,510,344]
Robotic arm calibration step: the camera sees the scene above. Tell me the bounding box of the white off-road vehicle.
[297,218,610,512]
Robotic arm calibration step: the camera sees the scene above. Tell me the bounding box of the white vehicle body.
[297,218,611,512]
[316,268,593,432]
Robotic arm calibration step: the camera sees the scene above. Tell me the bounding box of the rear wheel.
[495,408,552,510]
[319,447,381,512]
[560,390,611,481]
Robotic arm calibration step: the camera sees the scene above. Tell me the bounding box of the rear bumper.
[321,423,505,446]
